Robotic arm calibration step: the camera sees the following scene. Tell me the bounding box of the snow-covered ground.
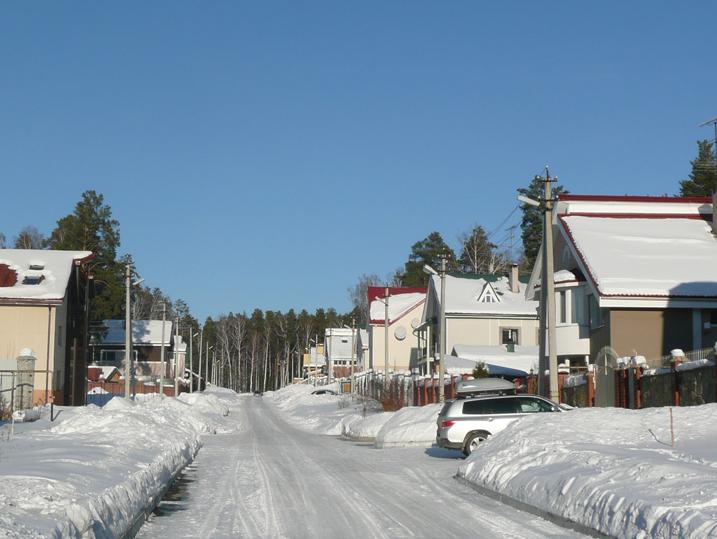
[0,388,236,538]
[269,383,440,448]
[137,388,584,539]
[458,404,717,538]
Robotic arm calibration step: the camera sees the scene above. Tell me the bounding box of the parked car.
[311,389,337,395]
[436,394,562,456]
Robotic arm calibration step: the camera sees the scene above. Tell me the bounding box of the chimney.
[509,264,520,293]
[713,191,717,235]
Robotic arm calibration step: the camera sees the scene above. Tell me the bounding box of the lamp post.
[424,255,447,402]
[174,316,180,396]
[206,344,213,387]
[124,264,144,400]
[189,331,198,393]
[518,169,559,402]
[124,263,132,399]
[198,327,203,391]
[159,302,166,395]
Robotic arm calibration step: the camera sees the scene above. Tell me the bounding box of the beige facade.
[0,301,66,404]
[368,301,424,373]
[444,316,539,353]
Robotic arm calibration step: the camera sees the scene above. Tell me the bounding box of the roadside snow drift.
[374,404,441,448]
[0,389,235,538]
[457,404,717,538]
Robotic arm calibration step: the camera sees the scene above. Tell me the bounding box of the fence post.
[634,367,642,409]
[672,363,680,407]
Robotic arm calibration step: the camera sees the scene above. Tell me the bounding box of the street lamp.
[124,264,144,400]
[189,331,199,393]
[517,170,559,402]
[423,257,447,402]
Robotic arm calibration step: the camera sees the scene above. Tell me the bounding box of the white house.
[418,265,539,374]
[367,286,426,373]
[324,328,359,379]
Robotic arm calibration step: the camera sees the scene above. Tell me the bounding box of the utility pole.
[189,330,194,393]
[350,318,355,393]
[174,316,180,396]
[159,302,166,395]
[438,255,447,403]
[384,286,389,376]
[124,263,132,399]
[544,170,559,402]
[198,327,203,391]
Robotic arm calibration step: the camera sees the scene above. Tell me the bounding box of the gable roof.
[367,287,426,325]
[0,249,93,303]
[560,214,717,298]
[424,274,537,318]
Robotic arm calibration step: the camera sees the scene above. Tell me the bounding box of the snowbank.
[270,384,384,436]
[0,389,235,538]
[342,411,394,441]
[457,405,717,538]
[374,404,441,448]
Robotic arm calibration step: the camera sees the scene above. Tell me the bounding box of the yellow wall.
[445,317,539,352]
[0,303,63,402]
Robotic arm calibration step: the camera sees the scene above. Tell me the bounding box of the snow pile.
[457,405,717,538]
[0,389,234,538]
[375,404,441,448]
[270,384,386,436]
[342,411,394,441]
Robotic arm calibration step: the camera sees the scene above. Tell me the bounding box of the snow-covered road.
[136,394,586,539]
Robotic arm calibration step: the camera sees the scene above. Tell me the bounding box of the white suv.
[436,394,562,456]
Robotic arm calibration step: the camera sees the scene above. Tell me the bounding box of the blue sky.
[1,2,716,321]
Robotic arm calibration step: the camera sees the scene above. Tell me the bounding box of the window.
[572,289,585,325]
[23,275,45,285]
[558,291,567,324]
[462,400,492,414]
[518,397,554,413]
[500,328,520,345]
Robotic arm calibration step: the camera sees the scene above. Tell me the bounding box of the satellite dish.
[394,325,407,341]
[410,318,420,329]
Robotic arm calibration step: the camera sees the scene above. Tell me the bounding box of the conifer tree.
[679,140,717,196]
[400,231,457,287]
[47,190,123,320]
[518,176,567,271]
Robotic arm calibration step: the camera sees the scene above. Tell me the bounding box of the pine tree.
[47,191,123,320]
[518,176,567,271]
[679,140,717,196]
[400,231,457,287]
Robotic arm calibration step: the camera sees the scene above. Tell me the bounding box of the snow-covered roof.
[451,344,539,373]
[0,249,92,302]
[97,320,173,346]
[368,287,426,325]
[561,215,717,297]
[425,274,537,318]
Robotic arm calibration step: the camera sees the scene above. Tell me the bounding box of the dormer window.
[477,282,501,304]
[29,264,45,271]
[23,275,45,285]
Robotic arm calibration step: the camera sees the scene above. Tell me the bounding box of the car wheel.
[463,431,490,456]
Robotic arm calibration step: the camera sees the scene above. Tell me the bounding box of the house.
[89,319,178,382]
[530,194,717,405]
[0,249,93,405]
[303,343,326,378]
[418,265,539,374]
[367,286,427,373]
[324,327,360,379]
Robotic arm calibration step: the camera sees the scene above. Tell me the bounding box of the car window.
[462,398,519,415]
[518,397,554,413]
[489,398,520,414]
[462,400,492,415]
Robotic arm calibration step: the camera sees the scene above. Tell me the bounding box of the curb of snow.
[453,475,608,539]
